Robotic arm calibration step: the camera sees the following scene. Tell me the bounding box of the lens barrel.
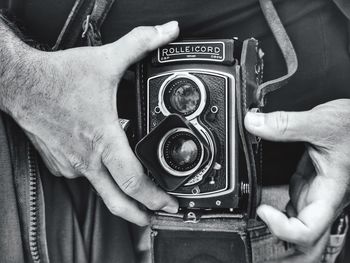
[159,74,207,120]
[158,128,204,177]
[166,78,201,116]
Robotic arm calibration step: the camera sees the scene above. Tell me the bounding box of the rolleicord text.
[161,45,221,57]
[158,42,225,63]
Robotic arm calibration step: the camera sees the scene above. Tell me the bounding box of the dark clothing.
[0,113,138,263]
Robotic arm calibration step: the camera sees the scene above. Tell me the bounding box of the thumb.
[244,110,314,142]
[111,21,179,70]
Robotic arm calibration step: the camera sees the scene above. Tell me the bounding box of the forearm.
[0,16,46,119]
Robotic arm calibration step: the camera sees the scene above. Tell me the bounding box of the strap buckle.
[82,15,93,38]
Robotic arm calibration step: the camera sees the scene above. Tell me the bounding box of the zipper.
[27,143,41,263]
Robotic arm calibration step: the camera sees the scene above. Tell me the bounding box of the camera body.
[136,39,262,213]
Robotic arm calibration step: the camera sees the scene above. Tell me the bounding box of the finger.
[112,21,179,70]
[102,125,179,213]
[257,203,334,247]
[294,151,315,179]
[86,167,150,226]
[289,152,315,209]
[264,230,329,263]
[285,201,297,218]
[244,110,315,142]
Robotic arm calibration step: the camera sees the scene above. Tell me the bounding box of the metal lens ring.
[159,73,207,120]
[158,128,204,177]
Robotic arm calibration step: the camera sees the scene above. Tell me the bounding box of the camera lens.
[158,128,204,177]
[164,78,202,117]
[169,137,198,166]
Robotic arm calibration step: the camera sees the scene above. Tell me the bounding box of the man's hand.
[0,20,180,226]
[244,99,350,262]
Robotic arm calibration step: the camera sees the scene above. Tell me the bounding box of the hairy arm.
[0,16,180,226]
[0,17,47,119]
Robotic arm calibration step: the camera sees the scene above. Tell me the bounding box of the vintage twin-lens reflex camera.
[132,3,297,262]
[135,39,264,214]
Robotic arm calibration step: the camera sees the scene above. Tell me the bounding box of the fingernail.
[246,112,264,127]
[163,204,179,214]
[256,205,266,219]
[159,21,179,35]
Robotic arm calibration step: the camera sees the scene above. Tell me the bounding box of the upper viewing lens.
[164,78,202,116]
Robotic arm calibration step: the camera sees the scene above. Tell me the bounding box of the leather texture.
[256,0,298,107]
[146,73,228,196]
[82,0,115,46]
[52,0,115,50]
[239,38,263,218]
[151,212,250,263]
[52,0,95,50]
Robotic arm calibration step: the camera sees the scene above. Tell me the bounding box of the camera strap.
[257,0,298,107]
[52,0,116,50]
[239,0,298,218]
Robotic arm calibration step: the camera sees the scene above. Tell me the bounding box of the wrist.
[1,45,47,118]
[0,20,51,123]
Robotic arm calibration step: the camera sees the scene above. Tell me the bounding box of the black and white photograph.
[0,0,350,262]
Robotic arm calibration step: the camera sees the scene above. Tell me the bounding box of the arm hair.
[0,12,46,119]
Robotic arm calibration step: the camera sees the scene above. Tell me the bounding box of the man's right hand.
[1,21,180,226]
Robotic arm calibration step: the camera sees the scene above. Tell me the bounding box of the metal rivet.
[189,201,195,207]
[210,106,218,114]
[188,212,195,218]
[213,162,222,170]
[151,231,158,237]
[191,186,200,195]
[154,106,161,114]
[258,49,265,59]
[216,200,221,206]
[255,64,261,74]
[209,177,215,185]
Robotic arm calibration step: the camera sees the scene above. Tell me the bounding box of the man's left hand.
[244,99,350,262]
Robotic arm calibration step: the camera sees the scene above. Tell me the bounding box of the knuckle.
[101,144,116,165]
[131,26,157,48]
[300,234,317,247]
[146,199,162,211]
[269,227,282,239]
[108,203,126,216]
[273,111,289,136]
[121,175,143,196]
[91,129,106,152]
[69,154,90,175]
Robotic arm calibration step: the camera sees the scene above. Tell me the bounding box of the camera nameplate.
[157,41,226,64]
